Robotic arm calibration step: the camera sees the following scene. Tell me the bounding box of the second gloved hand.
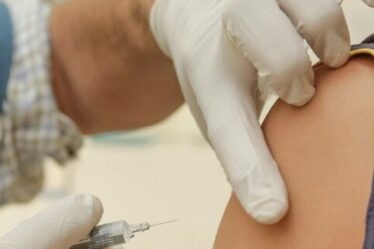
[0,194,103,249]
[150,0,351,224]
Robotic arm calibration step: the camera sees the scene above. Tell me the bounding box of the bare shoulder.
[214,56,374,249]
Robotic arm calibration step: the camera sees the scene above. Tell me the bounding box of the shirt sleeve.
[0,0,83,205]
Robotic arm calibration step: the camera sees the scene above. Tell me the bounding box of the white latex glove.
[0,194,103,249]
[150,0,353,224]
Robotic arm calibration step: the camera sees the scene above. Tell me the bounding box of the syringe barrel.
[69,221,133,249]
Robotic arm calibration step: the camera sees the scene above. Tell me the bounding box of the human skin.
[213,56,374,249]
[49,0,183,134]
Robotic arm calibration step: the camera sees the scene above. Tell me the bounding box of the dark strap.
[0,1,13,113]
[352,34,374,51]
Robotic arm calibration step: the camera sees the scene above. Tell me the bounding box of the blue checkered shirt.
[0,0,83,205]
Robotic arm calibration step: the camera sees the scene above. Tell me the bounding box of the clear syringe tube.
[69,220,177,249]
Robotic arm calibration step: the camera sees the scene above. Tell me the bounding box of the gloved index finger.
[186,34,289,224]
[0,194,103,249]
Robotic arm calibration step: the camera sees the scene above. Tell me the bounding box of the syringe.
[70,219,177,249]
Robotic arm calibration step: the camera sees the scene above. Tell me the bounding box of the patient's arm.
[213,56,374,249]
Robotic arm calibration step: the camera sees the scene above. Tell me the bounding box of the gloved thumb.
[0,194,103,249]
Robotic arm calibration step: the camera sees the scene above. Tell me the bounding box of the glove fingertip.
[75,194,104,225]
[324,43,350,69]
[279,79,315,107]
[245,199,289,225]
[63,194,104,248]
[232,165,290,225]
[233,179,289,224]
[318,29,351,68]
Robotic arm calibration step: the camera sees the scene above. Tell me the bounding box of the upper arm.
[213,57,374,249]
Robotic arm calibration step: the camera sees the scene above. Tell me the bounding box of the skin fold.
[213,56,374,249]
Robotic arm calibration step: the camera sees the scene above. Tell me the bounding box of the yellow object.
[351,48,374,58]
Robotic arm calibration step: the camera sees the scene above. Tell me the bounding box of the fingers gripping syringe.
[70,220,177,249]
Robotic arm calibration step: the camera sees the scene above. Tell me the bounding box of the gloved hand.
[150,0,355,224]
[0,194,103,249]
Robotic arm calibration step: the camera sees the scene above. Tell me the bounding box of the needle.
[150,219,178,227]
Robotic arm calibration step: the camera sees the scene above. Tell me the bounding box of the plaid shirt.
[0,0,82,205]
